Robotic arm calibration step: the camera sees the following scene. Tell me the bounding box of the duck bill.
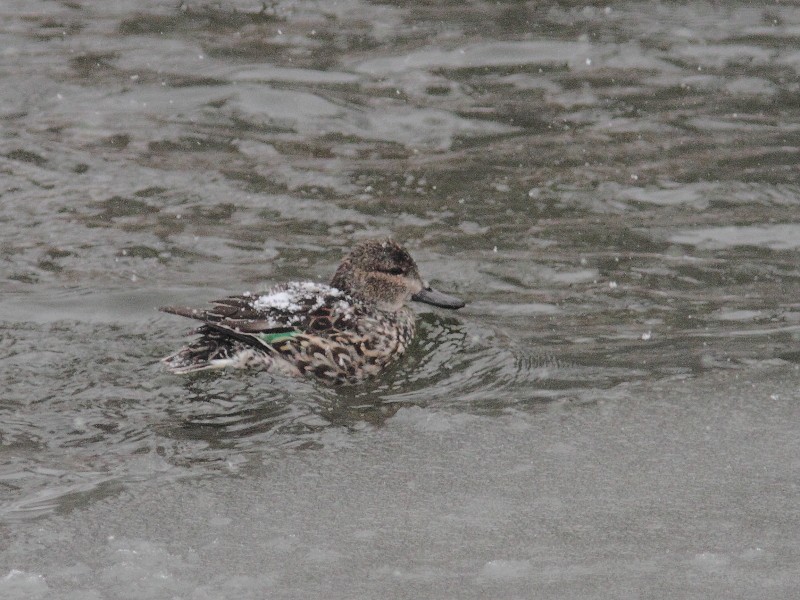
[412,286,465,309]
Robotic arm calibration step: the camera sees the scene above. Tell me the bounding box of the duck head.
[330,239,465,312]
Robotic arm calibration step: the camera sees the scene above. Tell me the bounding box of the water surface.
[2,1,800,598]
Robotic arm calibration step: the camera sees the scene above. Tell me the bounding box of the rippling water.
[3,1,800,597]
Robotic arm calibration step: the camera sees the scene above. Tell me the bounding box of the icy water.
[3,1,800,598]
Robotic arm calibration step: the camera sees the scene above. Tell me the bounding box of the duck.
[159,239,464,384]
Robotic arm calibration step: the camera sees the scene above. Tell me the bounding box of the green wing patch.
[258,331,301,345]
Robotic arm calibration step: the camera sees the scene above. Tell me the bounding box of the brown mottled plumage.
[159,239,464,384]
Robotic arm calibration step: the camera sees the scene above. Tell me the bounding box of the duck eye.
[385,267,404,276]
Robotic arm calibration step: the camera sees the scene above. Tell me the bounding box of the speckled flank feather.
[159,240,463,384]
[161,282,415,383]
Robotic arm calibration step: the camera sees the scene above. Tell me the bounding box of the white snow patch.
[252,291,301,312]
[252,282,343,313]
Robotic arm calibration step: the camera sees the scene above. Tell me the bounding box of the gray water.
[3,1,800,598]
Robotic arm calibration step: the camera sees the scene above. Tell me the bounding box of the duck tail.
[161,331,274,374]
[160,346,226,374]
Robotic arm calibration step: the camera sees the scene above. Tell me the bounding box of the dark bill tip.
[412,286,465,309]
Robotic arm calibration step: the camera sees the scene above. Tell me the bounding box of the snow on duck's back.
[251,282,343,314]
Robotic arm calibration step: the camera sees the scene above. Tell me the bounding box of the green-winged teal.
[160,239,464,384]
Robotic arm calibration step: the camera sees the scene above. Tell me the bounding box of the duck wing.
[160,282,361,338]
